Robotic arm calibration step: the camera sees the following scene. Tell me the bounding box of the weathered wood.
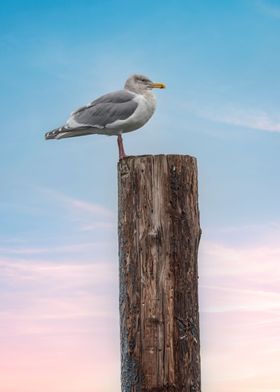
[118,155,201,392]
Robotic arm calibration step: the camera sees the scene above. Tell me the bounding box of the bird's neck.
[142,89,156,102]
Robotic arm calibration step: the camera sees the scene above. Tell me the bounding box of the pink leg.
[117,134,126,160]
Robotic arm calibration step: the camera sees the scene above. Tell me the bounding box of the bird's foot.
[119,151,127,160]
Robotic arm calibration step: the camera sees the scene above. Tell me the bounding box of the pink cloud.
[200,229,280,392]
[0,256,120,392]
[0,242,112,255]
[1,222,279,392]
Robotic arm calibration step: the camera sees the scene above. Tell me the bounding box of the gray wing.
[69,90,138,128]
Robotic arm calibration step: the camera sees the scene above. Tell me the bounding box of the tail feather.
[45,126,95,140]
[45,127,62,140]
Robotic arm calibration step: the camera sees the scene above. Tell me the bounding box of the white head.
[124,74,166,94]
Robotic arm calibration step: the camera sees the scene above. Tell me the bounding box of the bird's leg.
[117,133,126,160]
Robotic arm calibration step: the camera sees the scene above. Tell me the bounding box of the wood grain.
[118,155,201,392]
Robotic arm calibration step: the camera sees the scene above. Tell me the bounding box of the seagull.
[44,74,166,159]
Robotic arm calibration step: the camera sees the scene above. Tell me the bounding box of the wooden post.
[118,155,201,392]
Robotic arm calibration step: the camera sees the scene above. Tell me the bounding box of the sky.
[0,0,280,391]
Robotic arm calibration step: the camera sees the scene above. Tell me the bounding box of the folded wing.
[69,90,138,129]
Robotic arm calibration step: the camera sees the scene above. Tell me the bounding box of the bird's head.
[124,74,166,94]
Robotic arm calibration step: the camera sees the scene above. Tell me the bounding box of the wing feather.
[68,90,138,129]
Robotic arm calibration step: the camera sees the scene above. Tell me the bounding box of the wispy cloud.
[38,187,116,233]
[78,221,115,231]
[1,218,279,392]
[200,223,280,392]
[0,189,120,390]
[186,101,280,132]
[200,237,280,285]
[0,255,120,392]
[0,241,111,255]
[0,257,116,287]
[39,187,114,218]
[201,284,280,313]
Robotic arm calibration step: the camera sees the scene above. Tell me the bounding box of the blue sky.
[0,1,280,391]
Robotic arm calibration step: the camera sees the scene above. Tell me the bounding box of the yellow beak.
[151,82,166,89]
